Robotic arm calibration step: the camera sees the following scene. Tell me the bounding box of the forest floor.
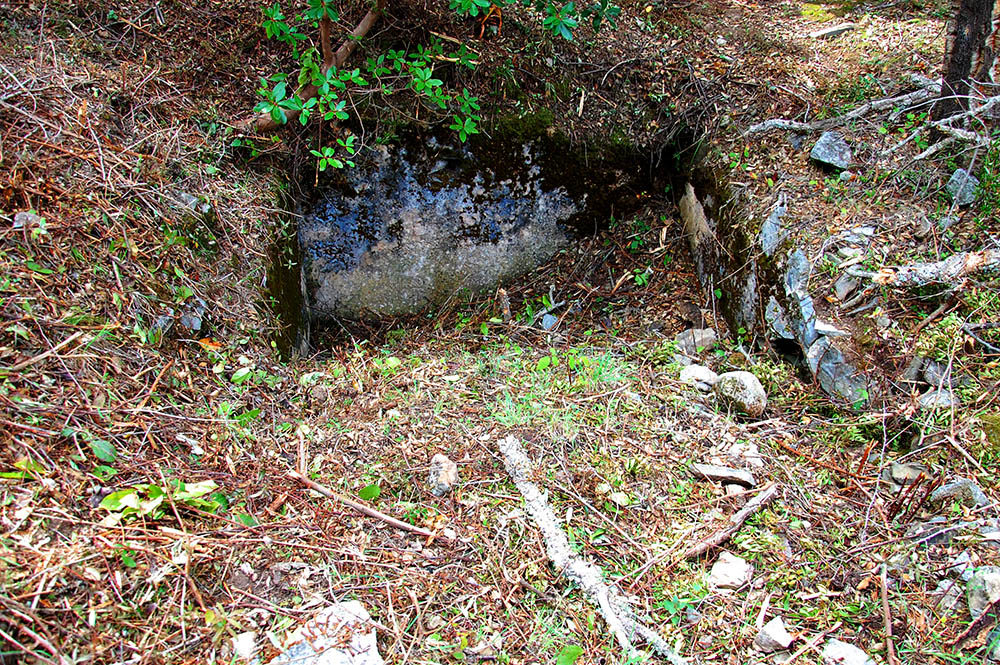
[1,1,999,664]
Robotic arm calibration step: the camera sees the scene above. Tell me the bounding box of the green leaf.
[26,261,53,275]
[556,645,583,665]
[89,438,117,462]
[358,484,381,501]
[231,367,254,384]
[536,356,551,371]
[236,513,258,526]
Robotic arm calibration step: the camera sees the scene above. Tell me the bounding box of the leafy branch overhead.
[248,0,621,167]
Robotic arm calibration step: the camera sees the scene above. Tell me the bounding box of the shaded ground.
[1,1,999,664]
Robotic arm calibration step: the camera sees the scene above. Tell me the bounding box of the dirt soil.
[1,1,999,664]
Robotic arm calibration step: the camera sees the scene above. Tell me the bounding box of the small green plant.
[99,479,227,526]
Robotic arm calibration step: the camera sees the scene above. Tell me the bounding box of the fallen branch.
[963,323,1000,353]
[498,436,687,665]
[682,483,778,558]
[847,250,1000,288]
[287,471,452,543]
[243,1,385,132]
[745,77,941,136]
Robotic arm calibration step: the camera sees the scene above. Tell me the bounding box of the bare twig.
[683,483,778,558]
[880,563,898,665]
[287,471,452,543]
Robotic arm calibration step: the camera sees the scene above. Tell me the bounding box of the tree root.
[498,435,688,665]
[846,250,1000,288]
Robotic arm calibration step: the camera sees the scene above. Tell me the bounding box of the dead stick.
[683,483,778,558]
[287,471,451,544]
[783,621,843,665]
[880,563,898,665]
[3,331,85,373]
[951,596,1000,647]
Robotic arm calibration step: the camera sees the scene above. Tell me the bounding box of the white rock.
[968,566,1000,619]
[268,601,383,665]
[754,616,794,652]
[821,638,876,665]
[428,453,459,497]
[918,388,958,410]
[231,631,257,661]
[932,579,965,613]
[674,328,717,357]
[708,551,753,591]
[714,371,768,417]
[728,441,765,468]
[679,364,718,392]
[691,463,756,487]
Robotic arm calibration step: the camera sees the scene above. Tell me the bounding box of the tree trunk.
[933,0,998,120]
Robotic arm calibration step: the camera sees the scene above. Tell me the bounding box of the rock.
[810,131,852,170]
[13,210,43,229]
[804,337,870,405]
[674,328,717,357]
[922,360,956,388]
[948,550,974,581]
[987,626,1000,661]
[268,601,384,665]
[905,516,958,545]
[679,364,718,392]
[691,463,756,487]
[759,194,788,257]
[938,214,958,230]
[766,297,795,340]
[725,484,747,506]
[918,388,958,410]
[968,566,1000,619]
[900,356,925,383]
[427,454,459,497]
[914,216,932,239]
[815,320,848,337]
[838,170,855,182]
[946,168,980,206]
[728,441,765,469]
[714,371,767,418]
[179,298,208,334]
[540,313,558,330]
[932,578,965,613]
[888,462,929,486]
[833,273,860,301]
[151,310,175,341]
[708,551,753,591]
[301,131,648,320]
[231,631,257,661]
[788,133,806,150]
[754,616,794,653]
[821,638,876,665]
[930,477,990,507]
[808,22,856,39]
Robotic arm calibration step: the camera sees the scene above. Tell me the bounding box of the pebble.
[674,327,717,357]
[820,638,876,665]
[708,551,753,591]
[754,616,794,653]
[679,364,719,392]
[714,371,768,418]
[427,454,459,497]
